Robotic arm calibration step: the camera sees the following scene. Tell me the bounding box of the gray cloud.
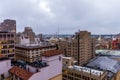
[0,0,120,34]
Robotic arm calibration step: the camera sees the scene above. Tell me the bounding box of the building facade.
[62,66,109,80]
[0,19,16,59]
[16,33,30,44]
[64,31,95,66]
[22,27,35,43]
[0,55,12,80]
[0,32,15,59]
[9,50,62,80]
[15,44,57,62]
[62,57,116,80]
[0,19,16,33]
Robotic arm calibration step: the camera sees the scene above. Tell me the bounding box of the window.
[36,68,39,72]
[59,56,61,61]
[1,74,4,79]
[66,61,68,64]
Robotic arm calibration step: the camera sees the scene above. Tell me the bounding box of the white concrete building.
[9,50,62,80]
[20,34,30,45]
[0,57,12,79]
[28,50,62,80]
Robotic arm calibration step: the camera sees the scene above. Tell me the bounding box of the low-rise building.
[9,50,62,80]
[22,27,35,43]
[17,33,30,45]
[63,66,108,80]
[62,56,120,80]
[9,66,33,80]
[0,54,12,80]
[15,43,57,62]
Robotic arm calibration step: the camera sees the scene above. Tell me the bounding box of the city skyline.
[0,0,120,34]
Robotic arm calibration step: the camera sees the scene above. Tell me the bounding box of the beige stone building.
[0,32,15,59]
[22,27,35,43]
[0,19,16,33]
[62,57,120,80]
[61,31,95,66]
[9,49,62,80]
[15,44,57,62]
[49,74,62,80]
[62,67,109,80]
[0,19,16,59]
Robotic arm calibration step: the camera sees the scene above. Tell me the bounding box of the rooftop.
[42,50,62,57]
[68,65,103,76]
[15,43,56,49]
[0,31,8,33]
[28,61,48,68]
[0,31,14,33]
[96,50,120,57]
[9,66,33,80]
[0,58,9,61]
[0,54,9,61]
[62,57,72,60]
[86,56,120,73]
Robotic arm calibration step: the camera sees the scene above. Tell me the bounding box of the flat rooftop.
[27,61,48,68]
[15,43,56,49]
[0,54,9,61]
[62,57,72,60]
[0,58,9,61]
[68,65,103,76]
[96,50,120,57]
[12,60,48,69]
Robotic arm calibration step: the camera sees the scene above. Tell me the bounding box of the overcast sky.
[0,0,120,34]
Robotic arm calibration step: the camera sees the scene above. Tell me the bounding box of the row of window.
[63,73,96,80]
[0,45,14,49]
[0,49,14,54]
[0,40,14,44]
[0,34,14,38]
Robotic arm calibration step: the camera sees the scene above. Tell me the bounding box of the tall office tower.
[16,32,22,44]
[38,33,43,41]
[0,19,16,33]
[0,19,16,59]
[22,27,35,43]
[65,30,95,66]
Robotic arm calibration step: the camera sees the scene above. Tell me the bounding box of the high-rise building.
[0,32,15,59]
[0,19,16,59]
[64,30,95,66]
[0,19,16,33]
[35,33,44,44]
[16,32,22,44]
[22,27,35,43]
[38,33,43,41]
